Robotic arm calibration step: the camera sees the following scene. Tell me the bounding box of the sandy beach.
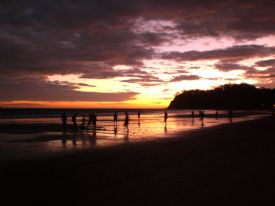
[1,116,275,205]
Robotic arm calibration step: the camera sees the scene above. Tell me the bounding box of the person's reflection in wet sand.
[200,111,205,127]
[61,127,67,148]
[164,124,167,134]
[201,120,205,127]
[72,128,77,147]
[138,111,141,127]
[191,117,195,126]
[124,127,129,143]
[228,110,233,123]
[114,125,118,137]
[89,128,96,146]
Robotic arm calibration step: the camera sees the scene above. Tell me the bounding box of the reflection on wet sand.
[56,113,260,151]
[114,125,118,137]
[62,127,67,148]
[164,124,167,134]
[124,128,129,143]
[89,129,96,146]
[72,129,77,147]
[1,110,266,158]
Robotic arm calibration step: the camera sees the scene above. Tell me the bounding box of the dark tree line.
[168,83,275,110]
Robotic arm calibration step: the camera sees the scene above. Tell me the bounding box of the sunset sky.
[1,0,275,108]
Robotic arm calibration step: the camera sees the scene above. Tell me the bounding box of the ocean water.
[0,108,268,160]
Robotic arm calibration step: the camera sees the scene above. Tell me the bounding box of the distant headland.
[168,83,275,110]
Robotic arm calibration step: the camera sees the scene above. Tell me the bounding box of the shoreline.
[0,114,266,163]
[1,116,275,205]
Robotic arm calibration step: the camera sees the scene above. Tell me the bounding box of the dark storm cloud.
[162,45,275,61]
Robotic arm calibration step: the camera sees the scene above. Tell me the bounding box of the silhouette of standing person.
[215,110,218,119]
[198,110,205,126]
[228,110,233,123]
[201,110,205,126]
[88,113,93,125]
[138,111,141,126]
[164,109,168,123]
[72,113,78,127]
[81,115,86,129]
[229,110,233,118]
[124,112,129,128]
[199,110,202,120]
[113,112,118,125]
[92,113,97,129]
[61,111,67,127]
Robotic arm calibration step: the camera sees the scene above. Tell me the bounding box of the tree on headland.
[168,83,275,110]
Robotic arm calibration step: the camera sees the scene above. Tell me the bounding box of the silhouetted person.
[215,110,218,119]
[81,115,86,129]
[164,109,168,123]
[124,112,129,128]
[228,110,233,123]
[138,111,141,126]
[61,111,67,127]
[229,110,233,118]
[191,110,194,118]
[113,112,118,125]
[72,113,78,127]
[88,113,93,125]
[200,110,205,122]
[199,110,202,120]
[92,113,97,129]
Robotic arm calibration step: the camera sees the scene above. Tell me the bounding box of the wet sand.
[1,116,275,205]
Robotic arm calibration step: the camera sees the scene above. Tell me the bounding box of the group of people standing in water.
[61,109,236,130]
[61,111,144,129]
[62,112,98,128]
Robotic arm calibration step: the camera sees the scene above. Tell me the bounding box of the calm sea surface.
[0,108,268,160]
